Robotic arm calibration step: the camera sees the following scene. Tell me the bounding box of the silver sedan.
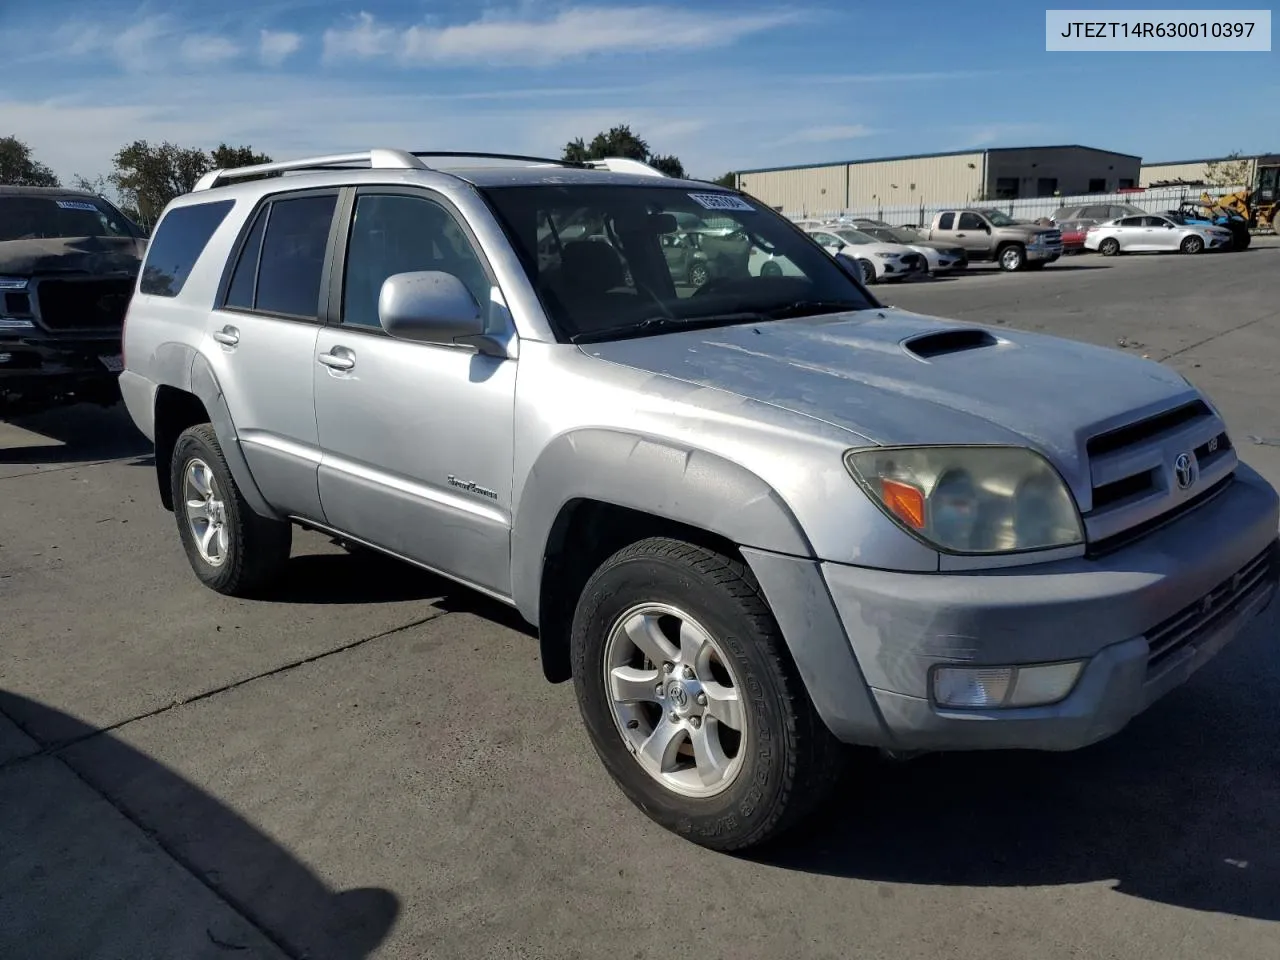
[1084,214,1232,256]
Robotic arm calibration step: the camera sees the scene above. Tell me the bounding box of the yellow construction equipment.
[1202,154,1280,232]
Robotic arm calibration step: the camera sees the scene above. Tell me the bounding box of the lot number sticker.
[688,193,754,212]
[56,200,100,211]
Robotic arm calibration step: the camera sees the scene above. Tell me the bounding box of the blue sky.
[1,0,1276,184]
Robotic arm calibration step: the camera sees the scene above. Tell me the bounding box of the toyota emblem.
[1173,453,1195,490]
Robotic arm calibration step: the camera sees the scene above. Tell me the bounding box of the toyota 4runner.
[120,149,1279,852]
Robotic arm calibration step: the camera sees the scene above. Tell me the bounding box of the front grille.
[1145,543,1278,674]
[1039,229,1063,245]
[35,278,133,331]
[1082,399,1237,552]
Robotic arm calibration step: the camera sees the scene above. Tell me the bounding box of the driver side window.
[957,212,985,230]
[342,193,491,329]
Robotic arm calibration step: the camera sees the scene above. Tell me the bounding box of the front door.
[312,188,517,597]
[954,212,992,256]
[208,189,341,521]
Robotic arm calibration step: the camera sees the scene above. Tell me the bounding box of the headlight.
[0,276,28,291]
[875,252,897,260]
[844,445,1083,554]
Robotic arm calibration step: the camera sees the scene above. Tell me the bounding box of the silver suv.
[121,148,1280,852]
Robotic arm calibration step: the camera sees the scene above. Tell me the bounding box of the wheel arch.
[151,352,280,520]
[511,429,814,682]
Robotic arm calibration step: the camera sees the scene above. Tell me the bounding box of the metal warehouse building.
[1140,153,1277,187]
[735,145,1142,215]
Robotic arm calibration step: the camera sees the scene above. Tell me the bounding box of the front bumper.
[747,463,1279,753]
[1026,241,1064,262]
[0,333,122,392]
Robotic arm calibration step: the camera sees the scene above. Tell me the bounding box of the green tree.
[109,141,273,228]
[1205,151,1252,187]
[562,124,684,178]
[209,144,272,169]
[710,172,736,188]
[0,135,60,187]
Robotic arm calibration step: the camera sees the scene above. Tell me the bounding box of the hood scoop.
[903,327,999,360]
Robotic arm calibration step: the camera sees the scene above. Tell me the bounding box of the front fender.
[509,428,813,622]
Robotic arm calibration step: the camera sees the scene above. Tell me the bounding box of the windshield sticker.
[687,193,754,213]
[56,200,99,211]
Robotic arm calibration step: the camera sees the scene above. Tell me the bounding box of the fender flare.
[184,353,282,521]
[510,428,813,624]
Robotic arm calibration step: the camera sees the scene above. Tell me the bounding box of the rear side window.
[222,193,337,319]
[140,200,234,297]
[1118,216,1144,227]
[938,212,955,230]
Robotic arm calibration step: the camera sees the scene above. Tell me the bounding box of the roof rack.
[190,148,671,193]
[192,149,428,192]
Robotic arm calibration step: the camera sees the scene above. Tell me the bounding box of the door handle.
[318,350,355,371]
[212,326,240,347]
[955,233,967,237]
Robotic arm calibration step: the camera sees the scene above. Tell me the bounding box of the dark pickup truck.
[0,186,147,413]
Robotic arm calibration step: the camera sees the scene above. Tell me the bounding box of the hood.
[583,308,1197,501]
[0,235,146,278]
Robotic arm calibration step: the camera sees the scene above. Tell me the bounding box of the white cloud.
[260,29,303,66]
[323,12,397,61]
[955,122,1049,148]
[324,7,795,66]
[180,34,241,65]
[774,124,877,145]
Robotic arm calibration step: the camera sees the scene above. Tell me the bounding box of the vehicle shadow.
[266,546,537,635]
[747,613,1280,923]
[0,690,400,959]
[0,403,149,464]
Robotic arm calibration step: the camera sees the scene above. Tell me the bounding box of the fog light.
[933,661,1083,709]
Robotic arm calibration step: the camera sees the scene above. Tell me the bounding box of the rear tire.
[1099,237,1120,257]
[171,424,292,597]
[1180,235,1205,255]
[570,537,843,852]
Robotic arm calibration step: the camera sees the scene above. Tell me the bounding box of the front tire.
[858,259,876,284]
[171,424,292,597]
[570,538,843,851]
[998,243,1025,271]
[689,261,710,287]
[1180,235,1205,255]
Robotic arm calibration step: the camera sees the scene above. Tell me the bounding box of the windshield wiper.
[570,312,769,345]
[767,299,868,320]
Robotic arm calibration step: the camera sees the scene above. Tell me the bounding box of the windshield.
[978,209,1018,227]
[864,226,915,245]
[481,185,877,342]
[0,195,139,242]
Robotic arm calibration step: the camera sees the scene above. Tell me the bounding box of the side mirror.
[379,271,485,346]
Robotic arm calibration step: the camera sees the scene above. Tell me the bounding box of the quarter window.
[341,194,490,329]
[140,200,234,297]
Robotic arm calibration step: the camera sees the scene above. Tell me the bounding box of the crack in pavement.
[0,608,450,960]
[1157,304,1280,363]
[0,608,449,774]
[0,457,141,481]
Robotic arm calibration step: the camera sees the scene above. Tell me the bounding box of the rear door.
[208,188,340,521]
[1113,215,1149,251]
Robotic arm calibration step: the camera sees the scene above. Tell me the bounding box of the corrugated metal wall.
[736,165,846,215]
[984,147,1141,196]
[1140,158,1258,187]
[846,153,985,208]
